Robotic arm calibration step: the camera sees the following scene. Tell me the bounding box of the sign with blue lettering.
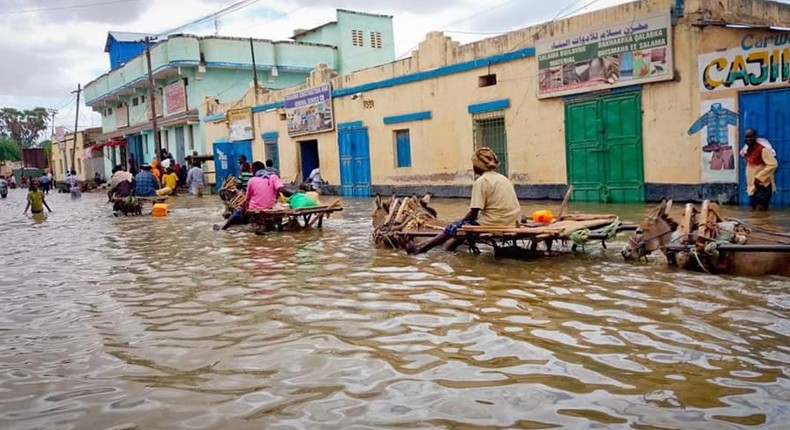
[698,32,790,93]
[285,83,334,137]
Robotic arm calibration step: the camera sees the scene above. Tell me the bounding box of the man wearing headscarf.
[408,147,521,254]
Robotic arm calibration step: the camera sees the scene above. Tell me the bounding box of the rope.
[569,217,622,252]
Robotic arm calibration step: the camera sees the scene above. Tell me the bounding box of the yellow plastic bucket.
[531,209,554,224]
[152,203,168,217]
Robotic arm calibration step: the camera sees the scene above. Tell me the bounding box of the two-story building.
[83,9,395,177]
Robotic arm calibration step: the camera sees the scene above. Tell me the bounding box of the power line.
[157,0,264,37]
[0,0,152,16]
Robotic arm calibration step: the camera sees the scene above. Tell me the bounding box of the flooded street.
[1,190,789,429]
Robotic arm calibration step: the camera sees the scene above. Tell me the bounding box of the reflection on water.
[0,190,788,429]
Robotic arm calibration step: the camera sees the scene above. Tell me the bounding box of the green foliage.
[0,107,50,148]
[41,140,52,168]
[0,136,22,161]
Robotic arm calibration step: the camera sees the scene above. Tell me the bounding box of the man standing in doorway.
[741,129,778,211]
[238,155,252,174]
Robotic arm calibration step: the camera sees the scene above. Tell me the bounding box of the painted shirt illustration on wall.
[689,101,739,178]
[688,103,738,151]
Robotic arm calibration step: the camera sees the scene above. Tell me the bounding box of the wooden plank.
[697,200,711,243]
[556,185,574,220]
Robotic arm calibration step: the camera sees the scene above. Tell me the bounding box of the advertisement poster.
[687,99,738,183]
[285,84,334,137]
[55,126,65,149]
[698,31,790,93]
[165,80,187,115]
[227,108,253,142]
[536,11,673,98]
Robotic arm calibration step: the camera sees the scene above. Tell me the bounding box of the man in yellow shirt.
[161,167,178,195]
[408,147,521,254]
[743,129,778,211]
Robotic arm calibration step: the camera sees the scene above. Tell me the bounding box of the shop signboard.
[228,107,254,142]
[165,80,187,115]
[536,11,673,98]
[285,84,334,137]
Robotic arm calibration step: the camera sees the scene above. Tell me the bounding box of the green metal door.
[566,99,606,202]
[602,93,644,203]
[565,92,644,203]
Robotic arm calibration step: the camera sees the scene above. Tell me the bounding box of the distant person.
[134,164,160,197]
[306,166,322,192]
[741,129,778,211]
[39,172,50,194]
[186,162,204,197]
[24,181,52,215]
[408,147,521,254]
[47,170,53,188]
[265,159,279,176]
[238,155,252,174]
[246,161,292,210]
[150,159,162,183]
[162,167,178,195]
[128,154,138,175]
[94,172,103,185]
[108,165,134,201]
[0,176,7,198]
[67,170,81,199]
[9,175,16,189]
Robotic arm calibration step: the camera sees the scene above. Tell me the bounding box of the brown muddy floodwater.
[1,190,789,430]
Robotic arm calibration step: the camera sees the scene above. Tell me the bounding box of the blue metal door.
[738,89,790,206]
[233,140,253,175]
[337,124,371,197]
[213,140,233,190]
[351,127,371,197]
[127,135,144,172]
[338,130,354,197]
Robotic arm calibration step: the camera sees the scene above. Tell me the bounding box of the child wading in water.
[24,182,52,215]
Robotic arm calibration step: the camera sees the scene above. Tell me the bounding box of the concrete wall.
[202,0,787,200]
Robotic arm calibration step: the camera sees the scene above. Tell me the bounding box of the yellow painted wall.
[202,0,788,194]
[51,132,87,181]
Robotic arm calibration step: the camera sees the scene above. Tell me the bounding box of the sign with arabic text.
[285,84,334,137]
[536,11,673,98]
[227,108,254,142]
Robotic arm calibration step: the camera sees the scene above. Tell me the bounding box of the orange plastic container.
[531,209,554,224]
[151,203,168,217]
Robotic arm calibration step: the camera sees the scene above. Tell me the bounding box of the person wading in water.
[741,129,778,211]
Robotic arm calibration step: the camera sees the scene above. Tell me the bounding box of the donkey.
[622,200,790,276]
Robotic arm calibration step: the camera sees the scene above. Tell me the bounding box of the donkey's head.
[372,195,391,229]
[622,199,677,260]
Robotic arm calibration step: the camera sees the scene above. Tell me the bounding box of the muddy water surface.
[1,191,788,429]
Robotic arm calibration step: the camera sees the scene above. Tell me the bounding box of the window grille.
[370,31,382,48]
[472,110,508,176]
[352,29,364,47]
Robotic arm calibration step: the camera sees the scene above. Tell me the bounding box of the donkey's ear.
[421,193,431,204]
[649,200,666,221]
[374,194,382,209]
[663,199,673,217]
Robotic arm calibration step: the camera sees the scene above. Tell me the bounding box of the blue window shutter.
[395,130,411,168]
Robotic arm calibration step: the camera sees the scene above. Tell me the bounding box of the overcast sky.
[1,0,784,132]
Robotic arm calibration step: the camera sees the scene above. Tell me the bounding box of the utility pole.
[70,84,81,175]
[145,36,162,160]
[47,108,57,172]
[249,37,260,104]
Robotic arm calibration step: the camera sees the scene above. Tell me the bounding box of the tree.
[41,140,52,168]
[0,107,50,148]
[0,136,21,162]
